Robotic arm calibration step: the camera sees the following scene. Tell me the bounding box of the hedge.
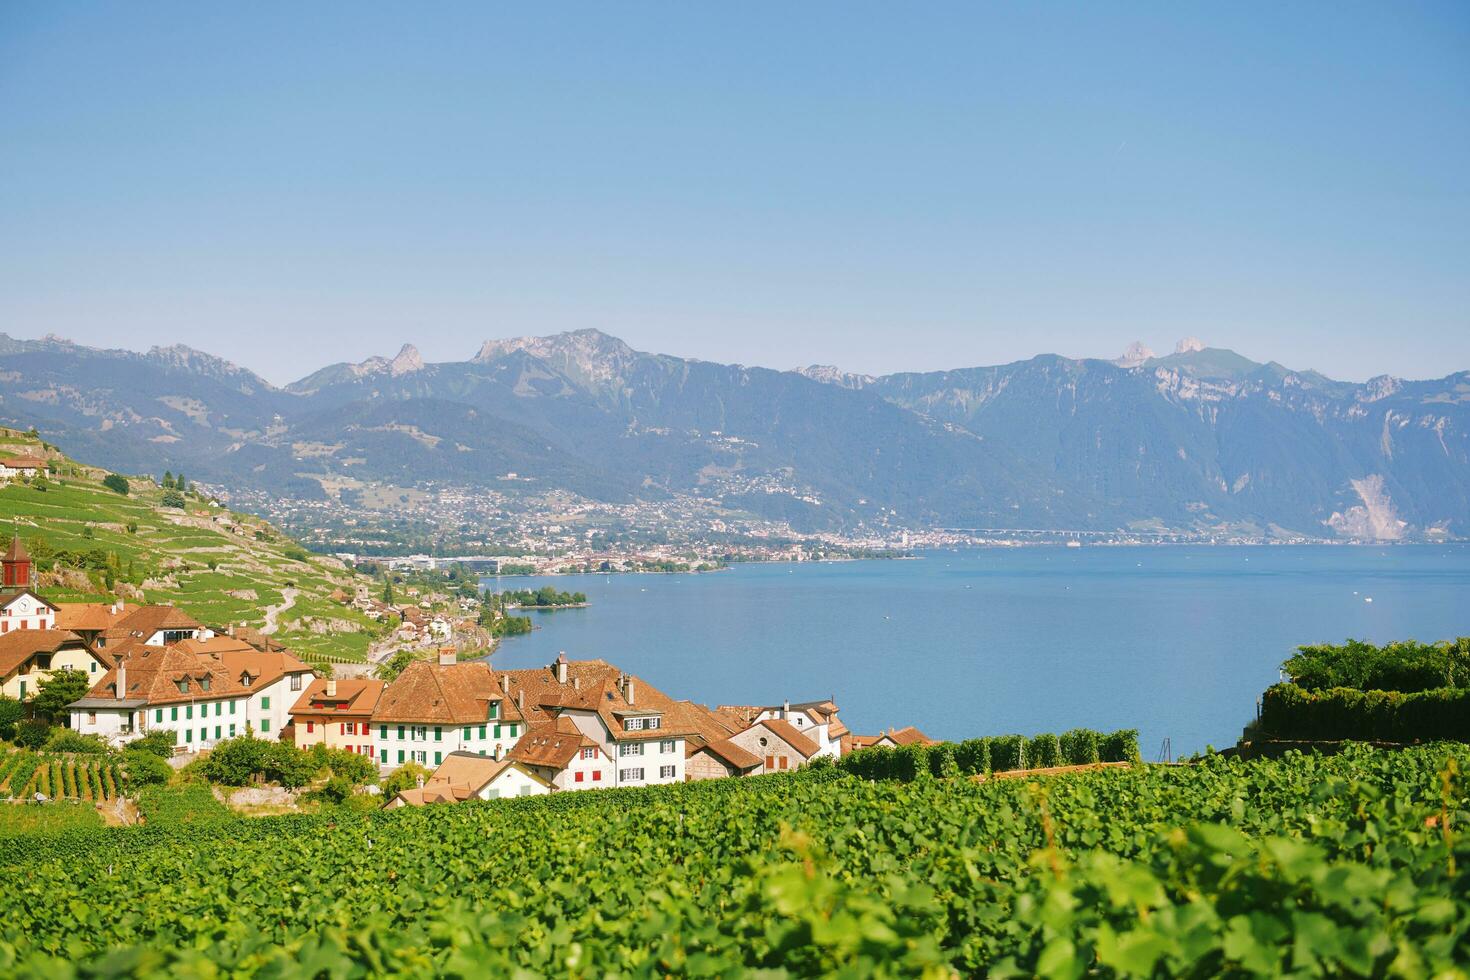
[1258,683,1470,742]
[839,729,1139,782]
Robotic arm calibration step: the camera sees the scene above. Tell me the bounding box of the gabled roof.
[372,660,520,725]
[54,602,123,632]
[697,736,762,772]
[390,754,551,807]
[3,536,29,563]
[290,678,385,718]
[666,700,745,750]
[109,605,204,639]
[80,644,244,707]
[0,456,48,469]
[494,659,696,741]
[754,718,821,760]
[885,726,935,747]
[0,629,87,677]
[508,716,600,770]
[0,590,57,613]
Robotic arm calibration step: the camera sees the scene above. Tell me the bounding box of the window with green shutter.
[186,705,193,720]
[494,724,501,739]
[155,709,163,723]
[462,726,471,740]
[229,724,236,736]
[200,728,206,742]
[215,726,221,739]
[379,749,387,763]
[229,700,236,715]
[433,727,442,742]
[478,725,486,739]
[489,702,498,719]
[260,719,270,732]
[433,752,442,765]
[397,750,405,763]
[215,702,222,716]
[186,729,193,743]
[171,706,178,721]
[380,725,387,738]
[397,726,405,740]
[261,696,270,710]
[509,724,518,737]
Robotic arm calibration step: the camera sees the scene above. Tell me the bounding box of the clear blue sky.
[2,3,1467,385]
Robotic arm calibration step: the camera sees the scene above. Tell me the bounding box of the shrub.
[953,738,990,776]
[307,744,378,786]
[989,735,1026,772]
[926,742,960,779]
[14,721,50,750]
[1282,637,1470,693]
[44,729,109,754]
[0,695,22,741]
[1059,729,1101,766]
[1025,733,1060,769]
[160,489,186,508]
[1258,683,1470,741]
[122,749,172,788]
[382,762,433,799]
[131,730,177,758]
[1100,729,1140,763]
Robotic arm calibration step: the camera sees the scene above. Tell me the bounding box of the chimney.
[494,744,503,761]
[325,678,337,698]
[555,652,568,684]
[517,690,524,713]
[624,676,635,705]
[438,647,455,667]
[572,676,581,691]
[416,774,425,789]
[115,658,127,700]
[783,698,790,720]
[501,674,511,694]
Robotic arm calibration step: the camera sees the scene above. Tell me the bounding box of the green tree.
[161,489,186,508]
[162,471,174,489]
[382,762,433,798]
[102,473,130,495]
[382,576,395,604]
[33,667,92,722]
[376,649,416,681]
[131,729,177,758]
[122,749,172,787]
[0,694,23,741]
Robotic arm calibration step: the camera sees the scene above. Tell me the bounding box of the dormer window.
[241,675,253,688]
[176,679,189,693]
[199,676,211,691]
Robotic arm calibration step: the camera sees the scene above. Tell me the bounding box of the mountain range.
[1,330,1466,539]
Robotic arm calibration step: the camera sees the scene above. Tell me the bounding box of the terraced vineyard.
[0,750,121,802]
[0,744,1464,975]
[0,429,381,668]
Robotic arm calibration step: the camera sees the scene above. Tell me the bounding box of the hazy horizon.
[3,3,1467,385]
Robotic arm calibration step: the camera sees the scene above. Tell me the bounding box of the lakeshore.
[484,544,1470,756]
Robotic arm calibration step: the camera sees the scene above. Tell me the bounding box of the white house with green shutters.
[369,654,528,771]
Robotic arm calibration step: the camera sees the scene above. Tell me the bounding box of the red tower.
[2,535,33,590]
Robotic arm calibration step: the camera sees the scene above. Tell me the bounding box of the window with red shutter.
[575,771,584,783]
[592,771,601,781]
[765,755,775,771]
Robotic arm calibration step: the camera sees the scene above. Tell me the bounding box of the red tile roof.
[508,716,600,769]
[697,736,762,772]
[373,660,521,725]
[290,678,385,718]
[0,629,87,677]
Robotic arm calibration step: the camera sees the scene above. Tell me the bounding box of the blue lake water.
[483,545,1470,756]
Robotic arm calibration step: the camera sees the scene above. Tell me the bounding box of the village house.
[370,650,526,770]
[68,640,316,751]
[715,699,849,760]
[384,752,551,808]
[725,718,822,774]
[685,735,763,781]
[0,455,49,480]
[0,628,114,700]
[846,726,936,752]
[507,715,614,790]
[290,677,385,756]
[495,653,694,789]
[1,590,58,634]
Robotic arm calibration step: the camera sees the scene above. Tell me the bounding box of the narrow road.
[261,587,298,635]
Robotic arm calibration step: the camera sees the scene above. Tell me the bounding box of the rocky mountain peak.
[1113,341,1157,368]
[390,344,424,376]
[1174,337,1206,355]
[796,365,876,389]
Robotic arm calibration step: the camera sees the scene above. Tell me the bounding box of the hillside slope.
[0,428,380,667]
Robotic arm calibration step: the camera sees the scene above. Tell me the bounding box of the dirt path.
[261,587,298,635]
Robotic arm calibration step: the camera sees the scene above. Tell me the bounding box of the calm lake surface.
[483,545,1470,756]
